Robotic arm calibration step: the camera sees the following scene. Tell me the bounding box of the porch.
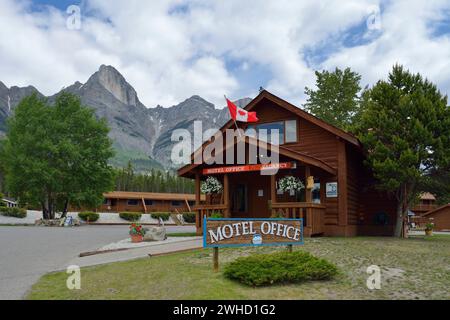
[192,164,330,237]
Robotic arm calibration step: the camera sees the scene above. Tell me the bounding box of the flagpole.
[224,95,242,138]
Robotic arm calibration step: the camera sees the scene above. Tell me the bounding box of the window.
[127,199,139,206]
[246,122,284,145]
[246,120,297,145]
[144,199,153,206]
[171,201,182,207]
[285,120,297,143]
[103,198,111,205]
[312,180,321,204]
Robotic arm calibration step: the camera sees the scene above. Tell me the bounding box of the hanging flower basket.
[277,176,305,194]
[201,176,223,194]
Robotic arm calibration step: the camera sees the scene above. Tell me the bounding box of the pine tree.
[305,67,362,131]
[356,65,450,237]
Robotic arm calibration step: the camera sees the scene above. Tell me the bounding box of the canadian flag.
[226,97,259,123]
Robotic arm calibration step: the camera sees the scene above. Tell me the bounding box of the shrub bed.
[120,212,142,222]
[78,212,100,222]
[150,212,170,221]
[182,212,196,223]
[0,207,27,218]
[223,251,338,287]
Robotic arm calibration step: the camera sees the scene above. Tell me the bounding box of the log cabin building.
[419,204,450,231]
[100,191,205,213]
[178,90,398,237]
[410,193,438,216]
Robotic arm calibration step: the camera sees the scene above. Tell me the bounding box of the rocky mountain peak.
[0,65,253,170]
[87,65,139,107]
[0,81,8,92]
[177,95,215,110]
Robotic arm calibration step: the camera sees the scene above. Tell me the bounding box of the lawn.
[27,235,450,300]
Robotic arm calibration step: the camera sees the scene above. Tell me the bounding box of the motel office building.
[178,90,397,237]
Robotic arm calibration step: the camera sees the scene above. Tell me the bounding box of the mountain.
[0,66,251,170]
[0,82,43,135]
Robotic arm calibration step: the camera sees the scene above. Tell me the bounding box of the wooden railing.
[193,202,326,236]
[411,204,437,213]
[193,204,228,234]
[271,202,326,236]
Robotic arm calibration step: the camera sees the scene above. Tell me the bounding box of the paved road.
[0,225,195,300]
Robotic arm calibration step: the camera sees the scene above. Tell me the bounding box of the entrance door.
[231,184,247,217]
[250,185,270,218]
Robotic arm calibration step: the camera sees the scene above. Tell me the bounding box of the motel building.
[178,90,397,237]
[99,191,205,213]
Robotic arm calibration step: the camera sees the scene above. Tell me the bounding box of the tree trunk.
[394,200,403,237]
[42,202,49,220]
[395,185,411,238]
[61,198,69,218]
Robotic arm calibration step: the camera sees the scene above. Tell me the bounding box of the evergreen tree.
[356,65,450,237]
[305,67,362,131]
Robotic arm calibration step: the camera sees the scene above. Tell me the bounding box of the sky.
[1,0,450,108]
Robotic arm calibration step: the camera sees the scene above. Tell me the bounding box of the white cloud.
[0,0,449,108]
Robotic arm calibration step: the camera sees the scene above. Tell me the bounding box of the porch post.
[195,172,202,235]
[223,173,230,218]
[305,166,313,230]
[270,173,277,217]
[305,166,312,203]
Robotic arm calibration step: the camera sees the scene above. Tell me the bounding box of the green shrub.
[0,201,6,207]
[150,212,170,221]
[210,211,223,218]
[0,206,27,218]
[224,251,338,287]
[120,212,142,221]
[78,212,100,222]
[182,212,196,223]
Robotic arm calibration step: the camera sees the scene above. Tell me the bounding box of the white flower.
[201,176,223,194]
[278,176,305,193]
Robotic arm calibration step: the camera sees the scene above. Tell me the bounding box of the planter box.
[130,234,144,243]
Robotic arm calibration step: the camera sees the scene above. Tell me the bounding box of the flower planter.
[425,229,433,236]
[131,234,143,243]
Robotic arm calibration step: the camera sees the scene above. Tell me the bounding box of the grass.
[167,232,198,237]
[27,235,450,300]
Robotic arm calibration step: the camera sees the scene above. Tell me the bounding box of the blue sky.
[1,0,450,108]
[32,0,81,10]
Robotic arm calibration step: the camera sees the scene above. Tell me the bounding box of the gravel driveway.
[0,225,195,300]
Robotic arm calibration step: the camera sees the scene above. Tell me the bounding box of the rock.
[143,227,167,242]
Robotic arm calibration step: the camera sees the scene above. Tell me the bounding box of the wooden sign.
[203,218,304,248]
[202,161,296,175]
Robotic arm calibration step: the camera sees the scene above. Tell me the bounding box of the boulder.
[143,226,167,242]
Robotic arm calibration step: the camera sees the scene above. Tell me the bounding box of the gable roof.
[177,90,361,178]
[178,135,337,177]
[423,204,450,217]
[420,192,436,201]
[221,90,362,148]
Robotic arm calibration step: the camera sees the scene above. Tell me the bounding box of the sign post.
[213,247,219,273]
[203,217,304,272]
